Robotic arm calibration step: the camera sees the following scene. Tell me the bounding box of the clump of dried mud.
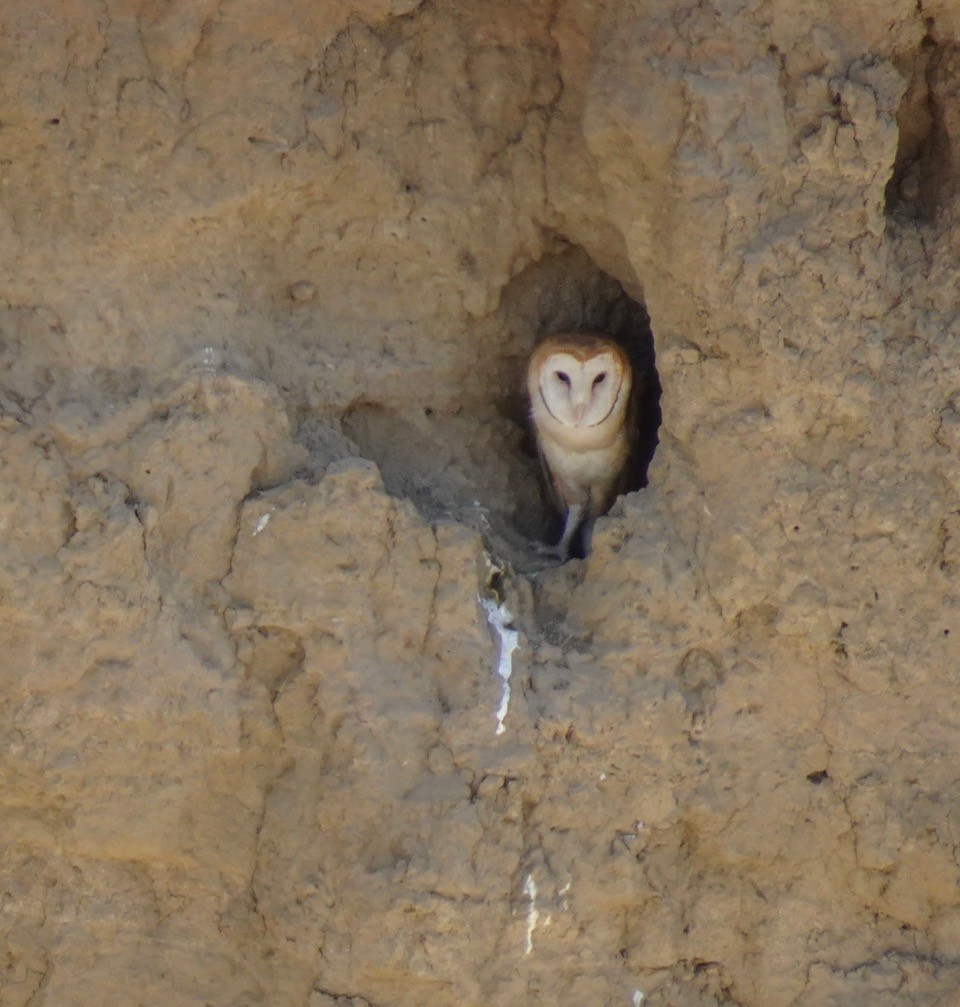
[4,2,960,1005]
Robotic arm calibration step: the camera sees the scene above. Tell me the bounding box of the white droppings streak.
[252,512,271,536]
[523,873,539,955]
[632,991,645,1006]
[480,596,519,735]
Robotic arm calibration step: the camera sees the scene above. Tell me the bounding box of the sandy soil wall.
[4,1,960,1005]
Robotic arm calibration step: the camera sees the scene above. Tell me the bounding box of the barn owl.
[527,331,637,559]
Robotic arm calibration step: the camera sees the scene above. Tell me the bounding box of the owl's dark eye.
[555,371,570,385]
[593,372,607,386]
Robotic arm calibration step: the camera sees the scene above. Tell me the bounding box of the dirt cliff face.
[4,2,960,1005]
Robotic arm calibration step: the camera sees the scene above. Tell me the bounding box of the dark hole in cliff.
[340,244,660,562]
[886,33,960,221]
[495,243,662,557]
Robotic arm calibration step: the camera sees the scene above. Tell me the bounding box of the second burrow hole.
[886,31,960,222]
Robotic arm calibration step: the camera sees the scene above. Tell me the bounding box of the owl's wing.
[527,417,567,553]
[532,425,564,514]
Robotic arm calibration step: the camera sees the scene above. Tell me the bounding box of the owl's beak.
[572,402,586,423]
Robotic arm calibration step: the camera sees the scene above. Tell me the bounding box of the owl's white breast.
[535,411,631,508]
